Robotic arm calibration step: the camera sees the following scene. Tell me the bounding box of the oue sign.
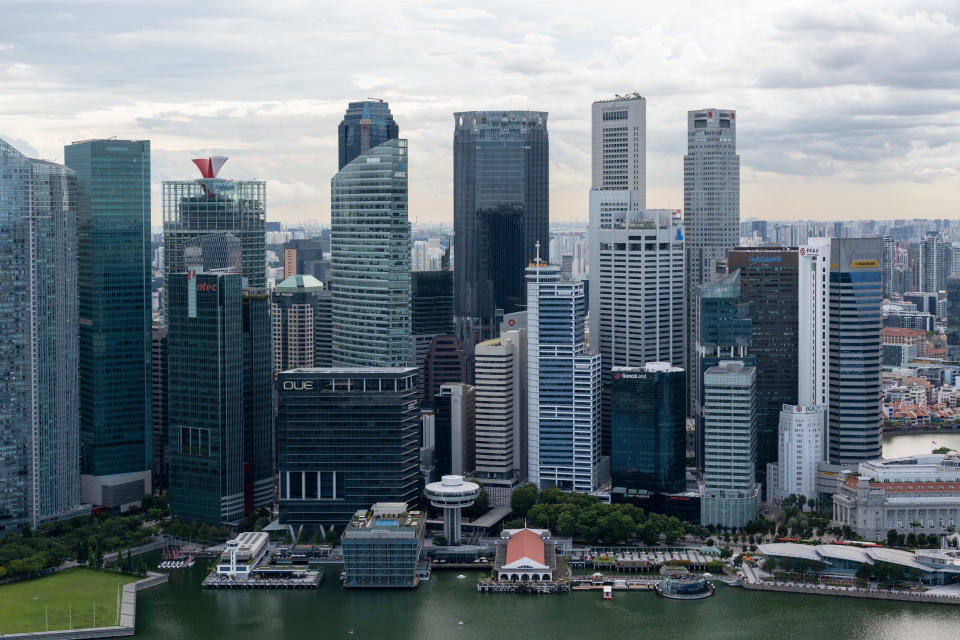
[282,380,314,391]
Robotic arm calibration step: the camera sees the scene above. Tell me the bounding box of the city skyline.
[2,1,959,226]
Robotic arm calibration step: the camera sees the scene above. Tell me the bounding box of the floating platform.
[203,571,324,589]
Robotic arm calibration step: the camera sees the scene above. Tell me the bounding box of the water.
[134,563,960,639]
[883,432,960,459]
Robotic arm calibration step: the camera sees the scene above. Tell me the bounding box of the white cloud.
[0,0,957,225]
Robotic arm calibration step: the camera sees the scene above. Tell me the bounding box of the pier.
[202,571,323,590]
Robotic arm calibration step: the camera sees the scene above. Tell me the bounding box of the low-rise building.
[495,528,557,582]
[833,454,960,540]
[217,531,270,578]
[758,542,960,585]
[341,502,425,588]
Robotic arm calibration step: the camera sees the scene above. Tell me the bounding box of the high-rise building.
[422,336,466,403]
[338,100,399,170]
[331,138,411,368]
[920,232,951,293]
[454,110,548,348]
[0,139,83,530]
[163,157,266,290]
[727,248,800,487]
[474,329,527,504]
[151,326,169,494]
[163,159,273,522]
[412,270,455,394]
[767,404,824,503]
[700,361,759,528]
[431,383,476,477]
[589,202,684,456]
[695,271,753,469]
[684,108,740,414]
[276,368,420,529]
[591,94,646,208]
[271,274,332,373]
[609,363,686,496]
[800,238,883,467]
[65,139,153,510]
[946,278,960,361]
[283,238,329,284]
[526,258,600,492]
[881,236,894,299]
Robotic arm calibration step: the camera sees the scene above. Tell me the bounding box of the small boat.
[458,620,464,626]
[603,585,613,600]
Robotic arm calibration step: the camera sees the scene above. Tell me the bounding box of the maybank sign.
[851,260,879,268]
[749,255,781,264]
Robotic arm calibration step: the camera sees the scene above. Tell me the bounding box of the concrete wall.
[0,573,168,640]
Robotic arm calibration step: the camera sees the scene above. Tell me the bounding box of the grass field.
[0,568,138,634]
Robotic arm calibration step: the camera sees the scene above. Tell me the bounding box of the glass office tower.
[65,140,153,508]
[330,138,412,368]
[277,368,420,529]
[163,161,273,522]
[338,100,399,170]
[610,363,686,495]
[0,139,82,530]
[454,111,549,348]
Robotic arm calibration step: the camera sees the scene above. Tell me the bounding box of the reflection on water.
[130,562,960,640]
[883,432,960,459]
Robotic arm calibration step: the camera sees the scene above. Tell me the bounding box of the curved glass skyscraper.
[454,110,549,349]
[338,100,399,170]
[331,138,412,367]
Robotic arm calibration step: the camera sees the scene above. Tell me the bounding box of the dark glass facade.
[610,367,686,495]
[65,140,153,480]
[423,336,466,403]
[412,271,454,335]
[151,326,169,493]
[728,249,799,486]
[167,272,246,523]
[828,238,883,463]
[338,100,399,170]
[947,278,960,361]
[277,369,420,528]
[454,111,549,346]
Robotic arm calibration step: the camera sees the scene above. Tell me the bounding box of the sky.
[1,0,959,227]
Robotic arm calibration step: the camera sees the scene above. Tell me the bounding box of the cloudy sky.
[1,0,959,227]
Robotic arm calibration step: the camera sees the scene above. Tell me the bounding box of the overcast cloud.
[1,0,959,226]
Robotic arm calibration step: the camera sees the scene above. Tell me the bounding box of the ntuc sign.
[197,283,217,292]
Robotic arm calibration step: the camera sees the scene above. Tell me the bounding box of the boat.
[603,585,613,600]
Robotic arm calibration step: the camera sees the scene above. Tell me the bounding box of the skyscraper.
[151,326,169,494]
[65,139,153,509]
[271,274,333,373]
[881,235,894,299]
[769,404,824,502]
[526,258,600,492]
[920,231,951,293]
[589,202,684,456]
[163,159,273,521]
[454,110,549,348]
[431,383,476,477]
[0,138,83,530]
[947,278,960,361]
[800,237,883,466]
[700,361,759,528]
[412,270,455,396]
[422,336,466,403]
[591,94,645,208]
[727,248,800,487]
[474,329,527,505]
[684,108,740,414]
[277,368,420,529]
[338,100,399,170]
[330,138,412,367]
[609,363,686,496]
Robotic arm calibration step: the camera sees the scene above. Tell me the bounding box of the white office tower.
[798,238,831,408]
[700,361,759,528]
[591,94,645,208]
[767,404,824,503]
[474,329,527,506]
[684,109,740,414]
[588,197,684,456]
[527,255,601,492]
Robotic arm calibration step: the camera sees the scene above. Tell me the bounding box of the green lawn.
[0,568,138,634]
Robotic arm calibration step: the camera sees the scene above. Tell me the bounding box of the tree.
[763,557,778,572]
[510,484,538,519]
[324,528,339,546]
[433,535,448,546]
[887,529,898,547]
[855,563,872,581]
